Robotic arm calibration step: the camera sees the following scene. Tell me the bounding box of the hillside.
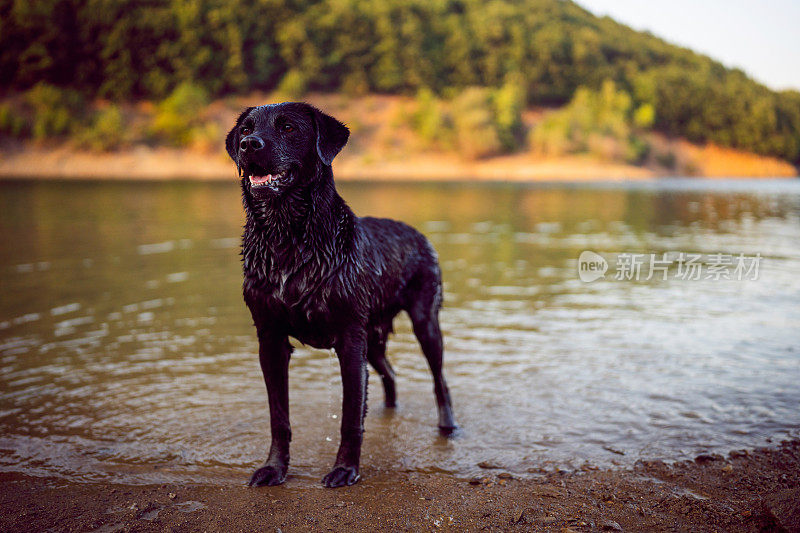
[1,0,800,165]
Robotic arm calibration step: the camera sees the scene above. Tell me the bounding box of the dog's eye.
[281,123,294,133]
[241,127,252,135]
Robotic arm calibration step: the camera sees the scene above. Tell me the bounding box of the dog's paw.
[438,423,459,437]
[248,465,287,487]
[438,406,458,436]
[321,465,360,488]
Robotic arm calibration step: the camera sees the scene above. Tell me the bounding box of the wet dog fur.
[225,102,457,488]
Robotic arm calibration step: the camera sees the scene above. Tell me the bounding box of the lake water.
[1,179,799,486]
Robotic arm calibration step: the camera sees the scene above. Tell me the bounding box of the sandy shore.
[1,143,796,182]
[1,440,798,532]
[0,145,655,181]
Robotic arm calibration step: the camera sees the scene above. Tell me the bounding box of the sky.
[575,0,800,91]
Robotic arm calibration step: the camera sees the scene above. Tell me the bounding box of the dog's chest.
[244,269,338,349]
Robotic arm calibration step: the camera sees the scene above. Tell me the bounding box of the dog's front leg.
[249,329,292,486]
[323,326,368,487]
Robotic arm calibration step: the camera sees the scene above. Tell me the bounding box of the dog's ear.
[309,105,349,166]
[226,107,254,161]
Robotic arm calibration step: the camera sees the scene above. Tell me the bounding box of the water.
[1,179,799,485]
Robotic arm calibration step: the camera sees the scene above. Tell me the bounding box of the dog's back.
[357,216,442,318]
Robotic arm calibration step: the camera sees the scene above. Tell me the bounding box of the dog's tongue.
[249,174,273,185]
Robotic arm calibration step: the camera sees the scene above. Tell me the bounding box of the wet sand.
[1,440,798,532]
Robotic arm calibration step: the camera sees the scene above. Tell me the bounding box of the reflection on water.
[1,179,799,485]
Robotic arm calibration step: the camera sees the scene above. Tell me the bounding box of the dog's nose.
[239,135,265,153]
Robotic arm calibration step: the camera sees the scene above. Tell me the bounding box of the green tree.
[0,0,798,162]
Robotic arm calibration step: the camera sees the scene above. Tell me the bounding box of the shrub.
[0,102,28,137]
[276,70,308,99]
[492,75,526,151]
[408,84,525,158]
[150,82,210,146]
[189,121,222,153]
[626,135,651,164]
[25,83,84,140]
[451,87,502,159]
[76,105,126,151]
[341,70,369,96]
[633,103,656,129]
[531,79,653,163]
[530,113,571,156]
[411,88,449,145]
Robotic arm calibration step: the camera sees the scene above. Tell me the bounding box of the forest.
[1,0,799,164]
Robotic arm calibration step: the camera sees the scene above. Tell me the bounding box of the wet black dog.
[225,103,457,488]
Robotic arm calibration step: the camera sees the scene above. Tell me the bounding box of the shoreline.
[1,440,798,532]
[1,144,797,182]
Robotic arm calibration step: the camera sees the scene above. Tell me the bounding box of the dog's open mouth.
[249,172,286,186]
[245,163,288,187]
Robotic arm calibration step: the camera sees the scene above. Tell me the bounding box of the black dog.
[225,103,457,488]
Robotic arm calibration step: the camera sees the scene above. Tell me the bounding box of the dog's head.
[225,102,349,196]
